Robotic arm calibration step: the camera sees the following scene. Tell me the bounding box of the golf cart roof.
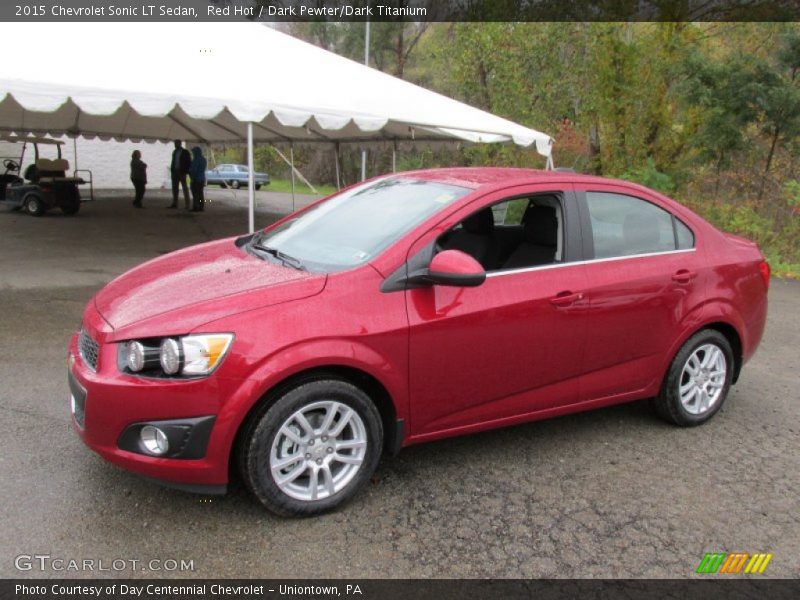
[0,135,64,145]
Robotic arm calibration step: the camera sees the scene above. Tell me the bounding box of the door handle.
[672,269,695,284]
[550,291,583,307]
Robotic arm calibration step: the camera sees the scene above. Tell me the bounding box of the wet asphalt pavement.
[0,192,798,578]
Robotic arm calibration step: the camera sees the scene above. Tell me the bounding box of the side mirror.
[425,250,486,287]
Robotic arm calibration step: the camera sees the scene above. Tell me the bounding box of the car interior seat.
[24,163,39,182]
[443,208,497,269]
[502,205,558,269]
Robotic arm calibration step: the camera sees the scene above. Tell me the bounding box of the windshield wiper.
[251,243,305,271]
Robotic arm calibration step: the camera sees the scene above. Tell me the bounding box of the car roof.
[393,167,643,193]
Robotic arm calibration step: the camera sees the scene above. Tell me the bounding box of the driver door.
[406,185,589,438]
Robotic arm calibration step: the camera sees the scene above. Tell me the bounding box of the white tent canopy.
[0,23,553,230]
[0,23,552,153]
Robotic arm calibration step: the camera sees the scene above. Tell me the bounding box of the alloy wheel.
[269,400,367,502]
[678,343,727,415]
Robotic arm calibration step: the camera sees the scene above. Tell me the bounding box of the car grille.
[78,329,99,371]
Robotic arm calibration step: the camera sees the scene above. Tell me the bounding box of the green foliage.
[783,180,800,208]
[622,159,677,195]
[268,178,336,197]
[278,23,800,277]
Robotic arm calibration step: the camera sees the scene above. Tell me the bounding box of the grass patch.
[267,178,337,196]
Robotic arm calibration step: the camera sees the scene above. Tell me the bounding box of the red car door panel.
[576,185,707,401]
[405,184,588,436]
[408,266,588,435]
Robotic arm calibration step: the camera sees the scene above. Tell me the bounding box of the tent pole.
[361,17,369,182]
[290,144,296,211]
[73,137,78,172]
[361,149,367,181]
[247,122,255,234]
[392,142,397,173]
[334,142,341,190]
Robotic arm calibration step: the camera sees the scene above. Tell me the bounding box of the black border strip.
[3,1,800,22]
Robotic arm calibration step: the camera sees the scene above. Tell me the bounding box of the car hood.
[93,237,325,336]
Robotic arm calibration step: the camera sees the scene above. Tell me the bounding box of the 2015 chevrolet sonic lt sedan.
[68,168,769,516]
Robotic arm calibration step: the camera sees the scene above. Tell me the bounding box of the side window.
[585,192,679,259]
[439,194,564,272]
[675,218,695,250]
[491,198,528,226]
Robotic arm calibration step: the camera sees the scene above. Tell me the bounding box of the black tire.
[24,194,45,216]
[654,329,734,427]
[60,188,81,215]
[255,184,262,191]
[239,379,383,516]
[231,180,241,189]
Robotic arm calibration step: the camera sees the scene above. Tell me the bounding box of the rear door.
[575,184,705,401]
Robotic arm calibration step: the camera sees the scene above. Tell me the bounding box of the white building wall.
[62,138,175,189]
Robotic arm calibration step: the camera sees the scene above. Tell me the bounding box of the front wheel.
[655,330,733,426]
[231,180,241,189]
[24,194,45,216]
[240,379,383,516]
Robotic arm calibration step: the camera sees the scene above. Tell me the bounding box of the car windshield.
[249,177,470,272]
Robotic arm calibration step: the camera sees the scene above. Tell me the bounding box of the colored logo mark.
[696,552,773,574]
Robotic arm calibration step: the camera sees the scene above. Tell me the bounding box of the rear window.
[675,218,695,250]
[586,192,692,259]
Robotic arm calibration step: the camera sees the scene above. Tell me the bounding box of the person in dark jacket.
[169,139,191,209]
[189,146,207,212]
[130,150,147,208]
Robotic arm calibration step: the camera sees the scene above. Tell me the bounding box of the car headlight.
[180,334,233,375]
[124,340,160,373]
[125,341,146,372]
[119,334,233,377]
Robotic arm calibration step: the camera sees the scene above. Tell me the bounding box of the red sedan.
[68,168,769,516]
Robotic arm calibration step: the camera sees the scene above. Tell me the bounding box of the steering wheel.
[3,159,19,172]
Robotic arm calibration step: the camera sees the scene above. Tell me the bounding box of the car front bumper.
[68,330,234,493]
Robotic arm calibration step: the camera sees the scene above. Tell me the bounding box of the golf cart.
[0,135,90,216]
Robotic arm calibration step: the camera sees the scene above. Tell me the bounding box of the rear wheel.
[255,183,262,191]
[655,329,733,426]
[60,188,81,215]
[239,379,383,516]
[24,194,45,216]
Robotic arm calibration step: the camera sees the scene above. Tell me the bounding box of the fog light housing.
[140,425,169,455]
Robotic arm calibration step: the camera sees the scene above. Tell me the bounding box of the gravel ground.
[0,194,797,579]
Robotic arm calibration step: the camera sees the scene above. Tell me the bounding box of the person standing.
[169,139,191,209]
[130,150,147,208]
[189,146,207,212]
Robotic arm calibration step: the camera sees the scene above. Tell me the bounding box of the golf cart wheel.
[61,188,81,215]
[239,378,383,516]
[231,180,241,189]
[24,194,46,216]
